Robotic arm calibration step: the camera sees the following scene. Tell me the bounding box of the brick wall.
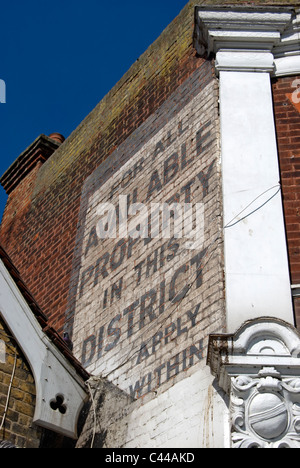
[1,0,295,333]
[0,2,297,331]
[68,65,223,395]
[1,162,43,253]
[0,0,298,449]
[76,369,228,449]
[272,75,300,326]
[0,318,41,448]
[0,1,224,448]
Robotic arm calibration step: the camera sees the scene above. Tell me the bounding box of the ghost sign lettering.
[69,78,219,399]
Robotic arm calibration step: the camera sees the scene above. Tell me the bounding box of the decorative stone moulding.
[208,318,300,448]
[194,6,299,76]
[273,8,300,77]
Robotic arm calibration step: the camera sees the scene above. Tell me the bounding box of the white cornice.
[215,50,275,73]
[194,6,299,76]
[274,9,300,76]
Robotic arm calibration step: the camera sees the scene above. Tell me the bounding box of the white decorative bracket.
[208,318,300,448]
[0,259,88,439]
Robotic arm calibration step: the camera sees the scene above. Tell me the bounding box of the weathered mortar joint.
[208,317,300,448]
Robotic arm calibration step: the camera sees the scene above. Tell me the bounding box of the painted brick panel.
[67,70,224,401]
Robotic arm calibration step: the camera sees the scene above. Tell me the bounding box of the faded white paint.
[125,367,229,449]
[71,80,222,400]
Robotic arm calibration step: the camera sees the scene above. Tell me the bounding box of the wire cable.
[224,184,281,229]
[85,381,97,448]
[102,183,283,381]
[0,353,17,433]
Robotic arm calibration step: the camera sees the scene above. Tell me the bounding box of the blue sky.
[0,0,187,220]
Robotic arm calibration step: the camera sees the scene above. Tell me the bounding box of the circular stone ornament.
[248,393,289,440]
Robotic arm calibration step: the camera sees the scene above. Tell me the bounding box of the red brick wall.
[294,297,300,325]
[272,75,300,326]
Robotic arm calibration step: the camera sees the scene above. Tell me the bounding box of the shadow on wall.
[76,376,134,449]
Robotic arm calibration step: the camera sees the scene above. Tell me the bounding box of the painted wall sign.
[68,71,223,399]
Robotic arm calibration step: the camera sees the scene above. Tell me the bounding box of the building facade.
[0,1,299,449]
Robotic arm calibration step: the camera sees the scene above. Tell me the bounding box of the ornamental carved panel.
[231,367,300,448]
[207,318,300,449]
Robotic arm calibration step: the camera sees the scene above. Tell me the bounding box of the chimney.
[0,133,65,246]
[48,133,65,145]
[1,133,65,195]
